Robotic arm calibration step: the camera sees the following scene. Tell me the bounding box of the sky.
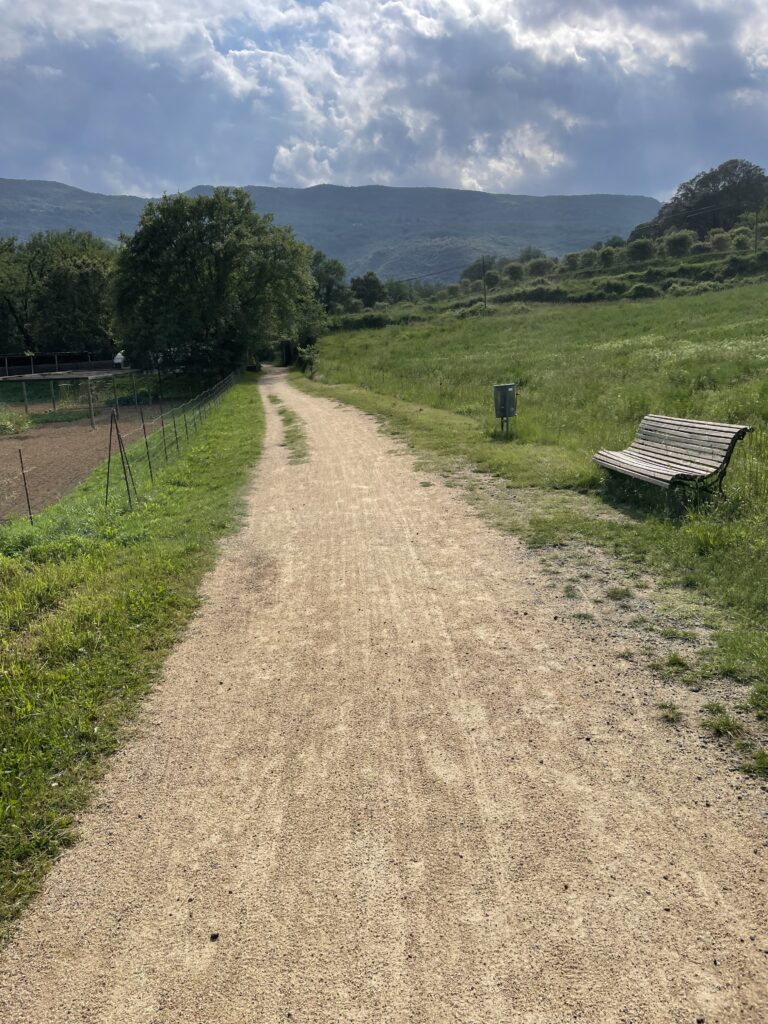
[0,1,767,200]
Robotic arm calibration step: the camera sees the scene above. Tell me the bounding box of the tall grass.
[306,284,768,691]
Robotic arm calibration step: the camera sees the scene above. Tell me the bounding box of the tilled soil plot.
[0,369,766,1023]
[0,407,162,520]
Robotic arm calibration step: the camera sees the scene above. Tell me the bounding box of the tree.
[638,159,768,238]
[579,250,597,269]
[0,230,114,353]
[460,256,496,282]
[310,250,350,312]
[484,269,500,288]
[350,271,386,308]
[664,230,697,257]
[604,235,626,248]
[114,188,320,376]
[503,261,524,282]
[518,245,546,263]
[562,253,580,271]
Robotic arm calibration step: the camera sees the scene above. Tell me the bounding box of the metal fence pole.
[104,413,115,508]
[18,448,33,524]
[112,374,120,421]
[21,381,29,415]
[160,406,169,463]
[87,378,96,429]
[171,411,180,453]
[139,407,154,484]
[49,380,57,411]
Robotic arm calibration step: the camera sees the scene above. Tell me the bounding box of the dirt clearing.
[1,368,766,1022]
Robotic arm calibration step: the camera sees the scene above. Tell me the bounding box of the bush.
[664,229,698,257]
[526,258,556,277]
[503,261,524,282]
[579,249,597,269]
[562,253,580,271]
[484,269,501,288]
[708,228,731,253]
[627,283,660,299]
[690,242,711,255]
[602,278,628,295]
[730,227,753,253]
[0,404,31,436]
[626,238,655,262]
[598,247,616,268]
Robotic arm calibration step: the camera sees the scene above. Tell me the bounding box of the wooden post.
[54,352,59,372]
[139,406,154,484]
[21,381,29,415]
[131,373,139,411]
[87,378,96,429]
[112,374,120,420]
[49,380,57,411]
[4,355,8,377]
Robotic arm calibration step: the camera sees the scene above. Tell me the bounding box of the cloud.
[0,1,766,197]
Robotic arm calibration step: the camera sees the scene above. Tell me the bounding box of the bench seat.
[594,414,752,490]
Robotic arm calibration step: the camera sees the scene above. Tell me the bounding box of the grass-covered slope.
[0,379,264,934]
[302,285,768,699]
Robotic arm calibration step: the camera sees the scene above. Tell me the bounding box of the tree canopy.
[113,188,321,376]
[631,159,768,239]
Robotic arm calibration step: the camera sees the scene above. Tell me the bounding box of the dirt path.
[1,369,766,1023]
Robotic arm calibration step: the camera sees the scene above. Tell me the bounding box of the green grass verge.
[295,285,768,761]
[0,378,264,935]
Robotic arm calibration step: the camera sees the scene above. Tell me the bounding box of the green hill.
[0,178,659,280]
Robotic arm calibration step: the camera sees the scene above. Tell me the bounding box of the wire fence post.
[139,406,154,484]
[115,418,137,506]
[104,412,115,508]
[18,448,33,524]
[183,410,189,441]
[21,381,29,415]
[171,411,180,453]
[111,374,120,421]
[87,378,96,429]
[49,380,57,411]
[159,405,169,463]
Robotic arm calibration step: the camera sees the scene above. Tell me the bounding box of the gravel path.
[1,369,766,1022]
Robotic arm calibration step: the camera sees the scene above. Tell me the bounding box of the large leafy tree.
[310,250,351,312]
[631,159,768,239]
[350,270,386,308]
[0,230,113,353]
[114,188,321,376]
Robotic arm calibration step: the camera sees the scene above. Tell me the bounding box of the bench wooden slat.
[593,414,752,490]
[643,413,751,432]
[628,441,723,471]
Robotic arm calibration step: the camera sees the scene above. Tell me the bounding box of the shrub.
[602,278,628,295]
[526,257,556,277]
[0,404,31,436]
[579,249,597,269]
[708,228,731,252]
[503,261,524,282]
[626,238,654,262]
[598,247,616,268]
[690,241,711,255]
[627,283,660,299]
[484,269,501,288]
[664,229,698,257]
[562,253,580,271]
[730,227,753,253]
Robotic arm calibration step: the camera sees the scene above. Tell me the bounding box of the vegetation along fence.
[2,373,236,524]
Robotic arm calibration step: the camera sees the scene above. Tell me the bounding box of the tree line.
[0,187,437,377]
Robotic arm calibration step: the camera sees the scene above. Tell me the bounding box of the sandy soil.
[1,369,766,1023]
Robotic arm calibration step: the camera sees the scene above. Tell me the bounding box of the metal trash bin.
[493,383,517,431]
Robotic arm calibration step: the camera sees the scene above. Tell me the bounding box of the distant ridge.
[0,178,660,280]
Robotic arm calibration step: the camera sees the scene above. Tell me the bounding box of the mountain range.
[0,178,660,281]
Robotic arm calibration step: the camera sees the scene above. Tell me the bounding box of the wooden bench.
[593,414,752,491]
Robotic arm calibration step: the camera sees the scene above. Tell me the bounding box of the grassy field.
[299,284,768,765]
[0,378,264,934]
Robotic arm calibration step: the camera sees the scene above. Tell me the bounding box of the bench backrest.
[631,414,751,475]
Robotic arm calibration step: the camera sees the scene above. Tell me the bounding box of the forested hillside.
[0,178,659,281]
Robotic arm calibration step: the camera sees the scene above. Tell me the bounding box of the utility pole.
[481,255,487,310]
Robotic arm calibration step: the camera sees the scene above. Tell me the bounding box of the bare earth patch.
[1,368,766,1022]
